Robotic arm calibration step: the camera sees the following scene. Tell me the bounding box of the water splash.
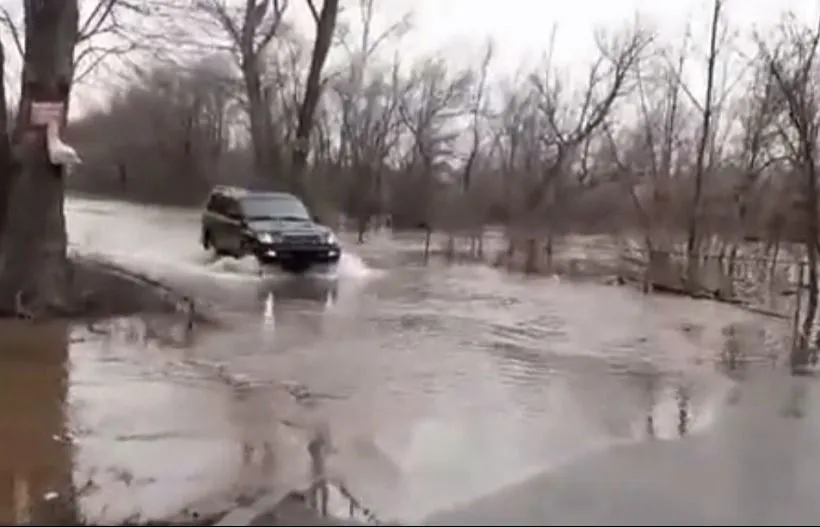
[206,255,262,276]
[338,252,381,279]
[201,250,379,283]
[66,197,381,284]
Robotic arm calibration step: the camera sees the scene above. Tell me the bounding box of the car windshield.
[240,196,310,221]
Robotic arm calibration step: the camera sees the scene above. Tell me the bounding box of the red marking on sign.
[30,102,64,126]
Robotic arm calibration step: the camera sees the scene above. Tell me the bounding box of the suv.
[200,186,342,273]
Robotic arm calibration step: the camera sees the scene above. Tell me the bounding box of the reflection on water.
[0,316,289,524]
[68,317,298,525]
[0,259,794,524]
[256,276,339,310]
[0,321,74,524]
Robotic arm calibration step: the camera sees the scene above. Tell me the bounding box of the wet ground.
[0,196,804,524]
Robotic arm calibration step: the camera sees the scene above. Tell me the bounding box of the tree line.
[1,0,820,346]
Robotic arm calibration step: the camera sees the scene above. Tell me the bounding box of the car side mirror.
[312,214,322,224]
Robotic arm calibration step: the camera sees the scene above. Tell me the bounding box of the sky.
[2,0,819,116]
[411,0,817,62]
[381,0,819,87]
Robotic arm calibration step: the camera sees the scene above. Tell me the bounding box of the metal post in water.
[791,261,805,369]
[13,474,31,524]
[308,431,329,517]
[423,228,431,264]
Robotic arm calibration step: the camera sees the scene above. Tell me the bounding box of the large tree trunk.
[0,40,14,235]
[0,0,79,317]
[291,0,339,197]
[243,59,276,189]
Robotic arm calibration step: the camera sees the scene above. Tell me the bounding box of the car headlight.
[257,232,282,244]
[323,232,338,245]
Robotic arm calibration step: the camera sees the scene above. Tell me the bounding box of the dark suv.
[200,186,342,272]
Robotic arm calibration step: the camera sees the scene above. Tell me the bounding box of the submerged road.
[0,195,803,525]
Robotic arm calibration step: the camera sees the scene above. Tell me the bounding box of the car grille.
[286,234,322,245]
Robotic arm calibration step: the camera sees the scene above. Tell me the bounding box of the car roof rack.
[210,185,248,198]
[210,185,297,200]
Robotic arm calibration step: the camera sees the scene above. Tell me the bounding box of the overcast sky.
[3,0,818,116]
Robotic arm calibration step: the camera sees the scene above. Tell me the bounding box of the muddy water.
[0,197,792,524]
[0,322,72,524]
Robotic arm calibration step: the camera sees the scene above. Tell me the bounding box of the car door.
[202,194,222,248]
[204,194,233,252]
[221,197,245,254]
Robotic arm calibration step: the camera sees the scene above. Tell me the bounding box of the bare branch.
[305,0,320,24]
[0,6,23,57]
[77,0,118,42]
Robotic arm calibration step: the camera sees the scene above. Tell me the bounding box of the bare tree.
[685,0,723,286]
[485,77,540,233]
[462,41,494,195]
[511,24,651,272]
[260,29,310,159]
[598,34,694,290]
[196,0,288,186]
[333,62,405,240]
[723,54,782,285]
[757,14,820,369]
[0,0,147,83]
[69,59,240,204]
[72,0,148,82]
[290,0,340,197]
[393,57,473,231]
[0,0,79,316]
[453,41,494,257]
[331,0,410,240]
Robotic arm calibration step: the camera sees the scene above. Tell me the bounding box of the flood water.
[0,197,799,524]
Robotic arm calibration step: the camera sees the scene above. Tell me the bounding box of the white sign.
[30,101,64,126]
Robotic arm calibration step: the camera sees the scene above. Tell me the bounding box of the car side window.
[223,198,241,219]
[206,194,223,213]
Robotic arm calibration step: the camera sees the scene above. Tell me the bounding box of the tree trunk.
[291,0,339,196]
[0,40,14,235]
[243,61,276,188]
[0,0,79,317]
[686,0,721,289]
[802,156,819,364]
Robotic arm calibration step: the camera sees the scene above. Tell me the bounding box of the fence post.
[791,260,805,364]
